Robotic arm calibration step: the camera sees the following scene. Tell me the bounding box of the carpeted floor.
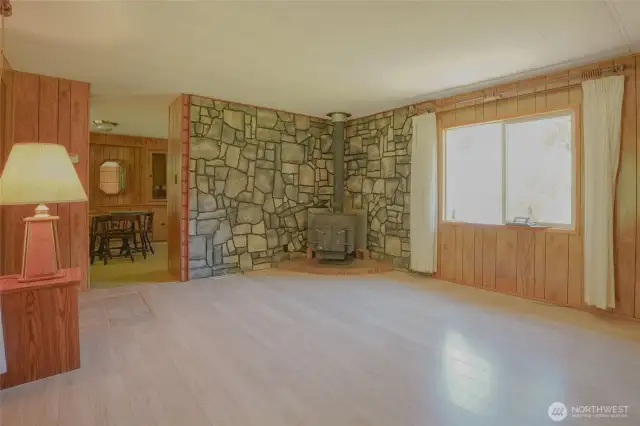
[89,242,174,289]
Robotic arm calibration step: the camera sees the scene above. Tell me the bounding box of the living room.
[1,1,640,425]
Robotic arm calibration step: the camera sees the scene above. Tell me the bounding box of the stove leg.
[306,247,313,259]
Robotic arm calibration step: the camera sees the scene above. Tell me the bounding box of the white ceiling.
[4,1,640,139]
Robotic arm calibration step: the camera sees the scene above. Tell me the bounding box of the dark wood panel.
[516,230,534,297]
[454,226,463,282]
[69,80,90,291]
[439,224,455,280]
[636,55,640,319]
[495,229,517,294]
[567,234,583,307]
[482,229,496,289]
[545,233,569,304]
[533,232,546,299]
[0,54,13,275]
[462,227,475,285]
[39,76,60,218]
[89,132,168,209]
[0,270,80,389]
[474,229,483,286]
[4,72,39,274]
[614,55,637,317]
[57,79,72,269]
[168,95,186,280]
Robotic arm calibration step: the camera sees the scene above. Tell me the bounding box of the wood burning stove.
[308,211,357,261]
[305,111,362,263]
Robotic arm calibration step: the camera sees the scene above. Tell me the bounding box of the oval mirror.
[99,160,125,195]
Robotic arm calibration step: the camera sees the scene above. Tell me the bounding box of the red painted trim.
[180,94,190,281]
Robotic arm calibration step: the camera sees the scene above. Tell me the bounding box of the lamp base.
[19,204,63,283]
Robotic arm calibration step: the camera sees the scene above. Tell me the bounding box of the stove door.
[331,227,347,252]
[313,226,331,251]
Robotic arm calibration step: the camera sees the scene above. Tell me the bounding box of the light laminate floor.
[1,271,640,426]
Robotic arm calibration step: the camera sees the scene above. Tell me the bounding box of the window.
[443,110,575,228]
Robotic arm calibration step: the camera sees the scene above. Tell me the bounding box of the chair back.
[141,212,154,232]
[99,214,136,238]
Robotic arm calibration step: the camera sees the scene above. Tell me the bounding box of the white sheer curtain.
[582,75,625,310]
[410,113,438,273]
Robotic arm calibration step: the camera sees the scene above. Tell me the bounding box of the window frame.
[439,106,581,234]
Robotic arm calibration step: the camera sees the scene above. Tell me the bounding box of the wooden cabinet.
[0,268,81,389]
[148,150,168,202]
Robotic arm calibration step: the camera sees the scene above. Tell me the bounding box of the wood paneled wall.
[0,54,13,276]
[435,55,639,319]
[89,132,167,207]
[0,72,90,289]
[167,95,189,281]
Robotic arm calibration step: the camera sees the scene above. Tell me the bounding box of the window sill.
[440,221,578,235]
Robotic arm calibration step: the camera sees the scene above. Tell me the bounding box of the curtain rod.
[417,64,627,114]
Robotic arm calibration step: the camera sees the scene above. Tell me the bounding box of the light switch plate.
[69,153,79,164]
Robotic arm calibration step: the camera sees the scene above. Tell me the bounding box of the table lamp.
[0,143,87,282]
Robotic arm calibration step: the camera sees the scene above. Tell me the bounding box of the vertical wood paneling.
[5,72,39,274]
[516,230,534,296]
[435,55,640,320]
[474,230,483,286]
[483,96,497,122]
[38,76,58,144]
[533,232,546,299]
[439,224,455,280]
[168,95,188,280]
[454,226,463,282]
[545,71,570,109]
[0,55,12,275]
[39,77,59,221]
[545,233,569,304]
[89,133,168,208]
[482,229,496,289]
[462,227,475,285]
[567,234,583,307]
[636,56,640,319]
[1,73,89,290]
[69,80,90,291]
[495,229,517,294]
[615,56,637,317]
[57,80,72,269]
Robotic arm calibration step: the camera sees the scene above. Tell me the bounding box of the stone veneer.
[189,96,334,277]
[344,105,416,269]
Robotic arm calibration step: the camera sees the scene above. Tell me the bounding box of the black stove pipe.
[327,112,351,213]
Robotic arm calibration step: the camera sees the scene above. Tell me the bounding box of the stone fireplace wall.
[189,95,334,277]
[344,105,416,269]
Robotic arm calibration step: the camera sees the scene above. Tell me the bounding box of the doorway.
[87,95,180,289]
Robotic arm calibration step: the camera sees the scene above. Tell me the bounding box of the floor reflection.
[442,331,493,415]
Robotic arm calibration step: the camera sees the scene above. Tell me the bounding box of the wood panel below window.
[437,223,583,308]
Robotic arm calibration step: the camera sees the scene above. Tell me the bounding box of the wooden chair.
[92,215,138,265]
[90,214,108,265]
[140,212,155,255]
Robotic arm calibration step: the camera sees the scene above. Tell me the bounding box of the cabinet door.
[148,151,168,202]
[151,207,168,241]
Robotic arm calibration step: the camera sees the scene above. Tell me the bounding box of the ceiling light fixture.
[92,120,118,132]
